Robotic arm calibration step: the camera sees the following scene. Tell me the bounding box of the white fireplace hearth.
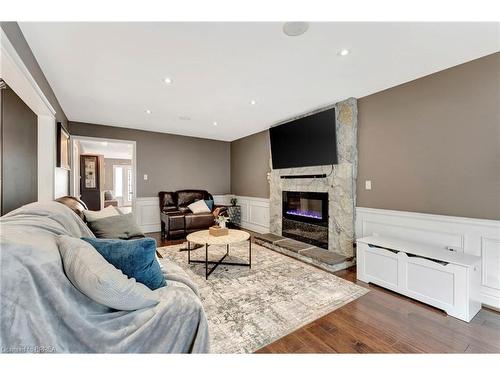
[269,97,358,257]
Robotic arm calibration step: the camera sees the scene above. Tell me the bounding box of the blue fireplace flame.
[285,209,322,220]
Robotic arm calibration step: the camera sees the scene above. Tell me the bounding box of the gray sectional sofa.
[0,201,209,353]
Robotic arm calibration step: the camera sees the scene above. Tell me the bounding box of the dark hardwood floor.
[149,231,500,354]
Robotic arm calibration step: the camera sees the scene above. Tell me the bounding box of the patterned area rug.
[157,241,368,353]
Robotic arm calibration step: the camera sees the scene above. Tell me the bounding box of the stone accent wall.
[269,97,358,256]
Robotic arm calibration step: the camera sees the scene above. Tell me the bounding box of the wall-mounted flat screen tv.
[269,107,337,169]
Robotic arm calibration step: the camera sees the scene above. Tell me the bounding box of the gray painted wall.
[1,22,70,197]
[229,53,500,220]
[69,121,231,197]
[1,22,68,125]
[230,130,270,198]
[357,52,500,220]
[1,87,38,214]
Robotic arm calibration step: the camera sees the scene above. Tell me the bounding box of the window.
[127,168,132,201]
[114,166,123,197]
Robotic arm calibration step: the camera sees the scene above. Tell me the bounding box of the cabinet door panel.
[364,246,399,289]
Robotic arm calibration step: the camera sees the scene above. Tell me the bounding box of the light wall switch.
[143,174,148,181]
[365,180,372,190]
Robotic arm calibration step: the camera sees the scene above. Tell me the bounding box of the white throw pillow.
[57,235,160,311]
[83,205,120,222]
[188,199,211,214]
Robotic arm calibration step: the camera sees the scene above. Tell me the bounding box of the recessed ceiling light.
[339,49,350,56]
[101,141,108,146]
[145,109,152,114]
[179,115,191,121]
[250,100,257,105]
[164,77,173,85]
[213,121,218,126]
[283,22,309,37]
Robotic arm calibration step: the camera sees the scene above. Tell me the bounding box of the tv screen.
[269,108,337,169]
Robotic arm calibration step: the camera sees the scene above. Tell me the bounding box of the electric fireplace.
[282,191,328,249]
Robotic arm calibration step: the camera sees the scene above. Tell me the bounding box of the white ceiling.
[78,139,133,159]
[20,22,499,141]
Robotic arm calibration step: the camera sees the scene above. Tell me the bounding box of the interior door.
[80,155,101,210]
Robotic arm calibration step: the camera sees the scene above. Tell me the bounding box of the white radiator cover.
[355,207,500,309]
[356,236,482,322]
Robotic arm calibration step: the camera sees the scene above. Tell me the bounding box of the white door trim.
[0,29,56,116]
[1,28,57,201]
[70,135,137,212]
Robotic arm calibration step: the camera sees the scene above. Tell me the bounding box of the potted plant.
[230,197,238,206]
[215,215,230,229]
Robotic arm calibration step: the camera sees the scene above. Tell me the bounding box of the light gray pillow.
[87,213,143,239]
[83,205,121,222]
[57,235,160,311]
[188,199,211,214]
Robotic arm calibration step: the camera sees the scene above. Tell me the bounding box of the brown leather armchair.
[159,190,227,240]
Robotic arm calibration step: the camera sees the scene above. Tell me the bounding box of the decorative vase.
[220,221,226,229]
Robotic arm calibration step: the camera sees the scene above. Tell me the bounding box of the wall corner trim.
[1,28,56,116]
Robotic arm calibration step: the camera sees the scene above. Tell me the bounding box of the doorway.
[113,164,133,211]
[71,136,136,213]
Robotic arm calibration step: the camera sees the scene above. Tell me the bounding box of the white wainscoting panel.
[134,197,161,233]
[212,194,232,206]
[134,195,270,235]
[355,207,500,309]
[233,195,270,234]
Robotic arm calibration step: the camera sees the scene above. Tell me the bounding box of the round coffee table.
[186,229,251,279]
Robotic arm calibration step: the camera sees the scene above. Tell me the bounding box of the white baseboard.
[134,195,271,235]
[355,207,500,308]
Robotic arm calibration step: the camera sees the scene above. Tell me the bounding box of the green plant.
[216,215,229,225]
[230,197,237,206]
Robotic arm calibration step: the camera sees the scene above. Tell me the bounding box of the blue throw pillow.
[204,199,214,211]
[81,237,166,290]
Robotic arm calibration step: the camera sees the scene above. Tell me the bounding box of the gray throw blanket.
[0,202,209,353]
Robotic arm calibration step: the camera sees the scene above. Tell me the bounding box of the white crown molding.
[1,28,56,116]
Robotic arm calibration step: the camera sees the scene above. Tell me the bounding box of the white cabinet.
[363,245,399,290]
[357,236,482,322]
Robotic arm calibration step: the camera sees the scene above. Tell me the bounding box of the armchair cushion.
[177,191,204,206]
[158,191,177,213]
[184,212,214,230]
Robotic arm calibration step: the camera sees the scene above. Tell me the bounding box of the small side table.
[226,205,241,228]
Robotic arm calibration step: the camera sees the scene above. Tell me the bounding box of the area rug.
[157,241,368,353]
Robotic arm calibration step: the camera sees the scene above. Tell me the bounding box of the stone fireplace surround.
[269,97,358,257]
